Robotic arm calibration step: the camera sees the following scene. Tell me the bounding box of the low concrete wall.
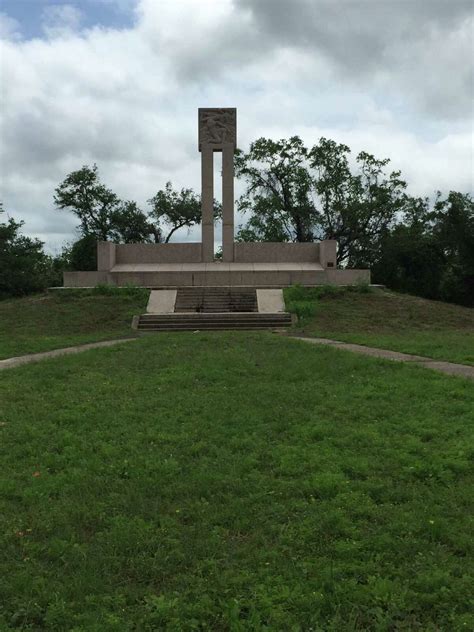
[115,243,202,264]
[63,267,370,288]
[63,271,110,287]
[234,242,320,263]
[325,268,371,285]
[319,240,337,268]
[97,241,116,271]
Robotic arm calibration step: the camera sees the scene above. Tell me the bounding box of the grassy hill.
[285,286,474,365]
[0,288,149,359]
[1,333,473,630]
[1,286,472,365]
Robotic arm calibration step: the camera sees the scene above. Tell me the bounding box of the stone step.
[139,318,289,324]
[138,323,288,332]
[139,320,290,326]
[137,310,291,331]
[140,313,289,320]
[174,287,258,314]
[138,325,288,331]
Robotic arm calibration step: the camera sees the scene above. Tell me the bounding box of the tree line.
[1,137,473,305]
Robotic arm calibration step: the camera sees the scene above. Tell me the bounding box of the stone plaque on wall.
[199,108,236,151]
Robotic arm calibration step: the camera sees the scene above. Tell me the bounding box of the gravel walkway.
[0,338,137,371]
[291,336,474,381]
[1,335,473,381]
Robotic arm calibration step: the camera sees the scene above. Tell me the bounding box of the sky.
[0,0,473,253]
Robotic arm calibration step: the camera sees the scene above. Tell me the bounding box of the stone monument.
[62,107,370,289]
[199,108,236,262]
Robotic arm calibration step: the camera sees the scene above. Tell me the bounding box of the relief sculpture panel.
[199,108,236,150]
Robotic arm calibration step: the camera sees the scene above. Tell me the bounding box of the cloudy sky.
[0,0,472,253]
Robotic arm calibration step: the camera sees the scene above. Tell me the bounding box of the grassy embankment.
[2,285,473,366]
[0,287,149,359]
[0,333,473,630]
[284,285,474,365]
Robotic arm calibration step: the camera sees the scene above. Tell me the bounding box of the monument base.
[63,261,370,288]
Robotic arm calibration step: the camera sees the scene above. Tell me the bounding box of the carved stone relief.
[199,108,236,150]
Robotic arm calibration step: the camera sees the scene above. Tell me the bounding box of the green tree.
[371,192,474,306]
[235,137,314,243]
[55,168,210,245]
[235,136,407,264]
[0,207,56,298]
[148,181,220,243]
[432,191,474,305]
[54,164,121,240]
[110,201,156,243]
[310,140,406,265]
[67,234,98,271]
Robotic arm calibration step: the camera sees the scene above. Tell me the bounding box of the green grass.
[1,333,473,630]
[285,286,474,365]
[0,287,149,359]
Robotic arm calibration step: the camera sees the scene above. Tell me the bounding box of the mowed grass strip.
[285,286,474,365]
[0,333,473,630]
[0,288,149,359]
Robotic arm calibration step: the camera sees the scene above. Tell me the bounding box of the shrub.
[92,284,149,300]
[284,283,373,323]
[286,300,317,320]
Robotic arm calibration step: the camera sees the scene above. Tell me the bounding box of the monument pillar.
[199,108,236,263]
[222,143,234,262]
[201,146,214,262]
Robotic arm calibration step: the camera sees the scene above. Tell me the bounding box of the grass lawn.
[285,286,474,365]
[0,288,149,359]
[0,333,472,630]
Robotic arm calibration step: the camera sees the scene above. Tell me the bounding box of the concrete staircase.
[133,287,292,332]
[136,312,291,332]
[174,287,258,313]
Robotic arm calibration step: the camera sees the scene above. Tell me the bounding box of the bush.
[284,283,373,322]
[92,284,149,300]
[286,300,317,320]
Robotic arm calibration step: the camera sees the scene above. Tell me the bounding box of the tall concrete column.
[199,108,236,262]
[201,146,214,262]
[222,143,234,262]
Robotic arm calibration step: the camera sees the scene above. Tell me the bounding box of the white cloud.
[0,0,472,253]
[0,11,21,41]
[42,4,83,39]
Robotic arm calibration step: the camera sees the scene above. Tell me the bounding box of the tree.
[235,137,314,243]
[148,181,220,243]
[0,207,57,298]
[371,192,474,306]
[235,136,407,264]
[109,201,156,243]
[310,140,407,266]
[55,168,210,245]
[54,164,121,240]
[67,234,98,271]
[433,191,474,305]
